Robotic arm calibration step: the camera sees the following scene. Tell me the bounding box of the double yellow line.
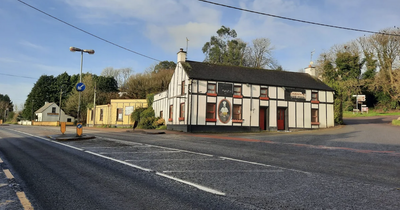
[0,158,34,210]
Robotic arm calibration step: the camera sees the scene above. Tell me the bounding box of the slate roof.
[183,61,333,91]
[35,102,55,113]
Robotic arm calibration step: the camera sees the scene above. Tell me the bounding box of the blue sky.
[1,0,400,109]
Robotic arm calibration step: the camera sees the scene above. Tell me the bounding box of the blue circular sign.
[76,83,86,92]
[77,124,83,128]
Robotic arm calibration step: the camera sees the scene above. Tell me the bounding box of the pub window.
[260,88,269,99]
[52,107,56,113]
[179,103,185,121]
[207,84,216,95]
[181,81,185,95]
[311,109,319,124]
[233,86,242,97]
[169,105,173,121]
[233,105,242,120]
[116,108,123,121]
[67,118,71,122]
[311,92,319,102]
[91,110,94,121]
[100,109,103,121]
[206,103,216,121]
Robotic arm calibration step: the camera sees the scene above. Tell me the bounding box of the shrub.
[157,125,167,130]
[392,119,400,126]
[131,107,146,122]
[153,118,165,127]
[140,107,155,119]
[138,117,157,129]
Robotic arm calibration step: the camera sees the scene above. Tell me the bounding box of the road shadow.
[343,116,398,125]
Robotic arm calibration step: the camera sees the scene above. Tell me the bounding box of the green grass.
[392,119,400,126]
[343,109,400,118]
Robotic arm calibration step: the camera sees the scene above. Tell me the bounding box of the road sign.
[76,123,83,137]
[76,83,86,92]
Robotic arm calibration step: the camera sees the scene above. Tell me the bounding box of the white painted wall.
[319,104,327,128]
[277,87,285,99]
[296,103,304,128]
[251,99,259,126]
[242,84,251,97]
[288,102,295,127]
[269,100,277,127]
[278,101,287,107]
[327,92,334,103]
[242,99,251,127]
[269,87,277,99]
[306,90,311,101]
[304,103,311,128]
[198,95,206,125]
[252,85,260,98]
[319,91,326,103]
[198,80,207,94]
[327,104,334,127]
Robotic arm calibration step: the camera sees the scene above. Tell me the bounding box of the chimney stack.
[177,48,186,63]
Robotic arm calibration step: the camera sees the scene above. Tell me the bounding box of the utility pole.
[93,82,96,127]
[59,88,63,123]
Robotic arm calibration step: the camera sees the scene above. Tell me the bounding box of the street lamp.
[70,47,95,124]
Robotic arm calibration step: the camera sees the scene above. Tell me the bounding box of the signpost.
[352,95,367,114]
[76,123,83,137]
[76,83,86,92]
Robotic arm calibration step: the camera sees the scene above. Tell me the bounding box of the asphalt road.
[0,116,400,209]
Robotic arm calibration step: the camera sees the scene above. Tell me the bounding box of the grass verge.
[344,110,400,118]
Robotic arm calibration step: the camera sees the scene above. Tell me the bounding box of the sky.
[1,0,400,110]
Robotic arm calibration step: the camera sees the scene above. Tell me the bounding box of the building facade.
[86,99,147,127]
[35,102,75,123]
[153,49,335,133]
[153,49,334,132]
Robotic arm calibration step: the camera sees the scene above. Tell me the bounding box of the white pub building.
[153,49,335,132]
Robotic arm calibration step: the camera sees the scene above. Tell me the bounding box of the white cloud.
[19,40,47,51]
[0,57,17,63]
[146,22,219,53]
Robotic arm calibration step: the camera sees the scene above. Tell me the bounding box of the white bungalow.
[35,102,74,123]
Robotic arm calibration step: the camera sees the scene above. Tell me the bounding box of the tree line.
[9,25,279,125]
[316,27,400,123]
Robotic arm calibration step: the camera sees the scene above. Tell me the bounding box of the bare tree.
[101,67,134,89]
[245,38,277,69]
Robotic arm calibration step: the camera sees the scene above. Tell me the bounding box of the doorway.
[277,108,286,130]
[259,107,268,130]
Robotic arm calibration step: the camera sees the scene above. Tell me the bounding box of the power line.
[0,73,37,80]
[16,0,161,62]
[198,0,400,37]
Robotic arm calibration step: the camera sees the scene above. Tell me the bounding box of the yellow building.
[86,99,147,127]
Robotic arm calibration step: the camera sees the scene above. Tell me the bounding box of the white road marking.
[99,151,180,155]
[5,128,226,196]
[163,169,284,173]
[155,172,225,196]
[219,156,311,175]
[86,151,226,196]
[99,136,312,175]
[125,158,220,162]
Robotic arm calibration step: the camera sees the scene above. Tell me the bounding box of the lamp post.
[69,47,95,124]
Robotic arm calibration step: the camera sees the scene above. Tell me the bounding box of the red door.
[277,108,285,130]
[259,108,265,130]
